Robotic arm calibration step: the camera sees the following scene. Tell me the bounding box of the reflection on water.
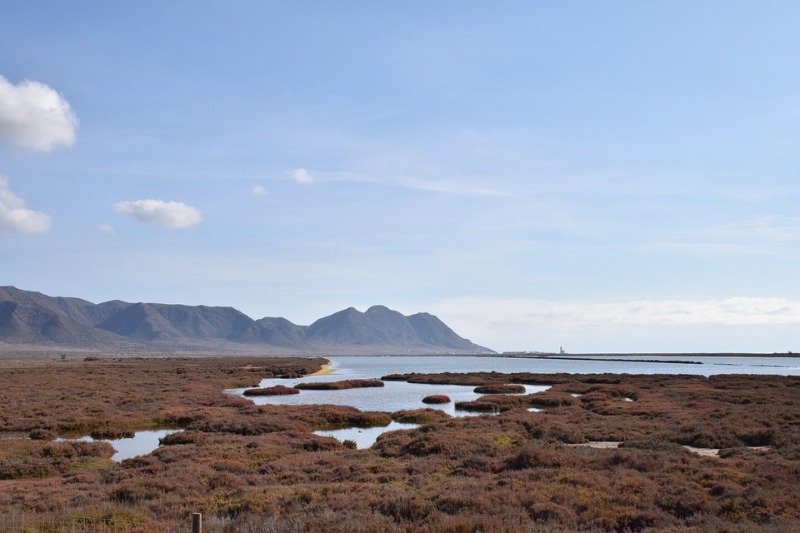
[59,429,179,462]
[314,421,419,449]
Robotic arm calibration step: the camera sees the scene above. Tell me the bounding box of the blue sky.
[2,2,800,353]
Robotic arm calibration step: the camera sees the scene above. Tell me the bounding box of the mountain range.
[0,286,492,355]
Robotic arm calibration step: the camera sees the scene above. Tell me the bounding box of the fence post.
[192,512,202,533]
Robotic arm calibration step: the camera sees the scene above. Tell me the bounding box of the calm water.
[314,421,419,449]
[230,354,800,448]
[316,354,800,378]
[59,429,179,462]
[228,356,554,415]
[230,354,800,413]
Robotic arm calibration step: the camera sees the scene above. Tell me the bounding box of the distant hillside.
[0,286,493,355]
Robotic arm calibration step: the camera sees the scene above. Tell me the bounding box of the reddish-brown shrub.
[474,384,526,394]
[3,358,800,532]
[392,409,450,424]
[294,379,384,390]
[243,385,300,396]
[422,394,451,404]
[455,401,499,413]
[90,428,135,439]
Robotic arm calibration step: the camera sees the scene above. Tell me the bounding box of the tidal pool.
[59,429,180,462]
[314,421,420,449]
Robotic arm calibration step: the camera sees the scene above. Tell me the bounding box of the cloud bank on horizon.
[433,297,800,352]
[2,2,800,353]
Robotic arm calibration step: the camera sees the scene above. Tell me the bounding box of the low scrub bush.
[243,385,300,396]
[295,379,384,390]
[392,409,450,424]
[474,384,526,394]
[454,401,499,413]
[421,394,451,404]
[90,428,135,440]
[528,392,578,408]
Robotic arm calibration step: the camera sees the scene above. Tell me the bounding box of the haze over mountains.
[0,287,492,355]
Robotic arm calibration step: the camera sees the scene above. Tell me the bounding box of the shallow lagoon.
[228,356,553,415]
[231,354,800,447]
[231,354,800,414]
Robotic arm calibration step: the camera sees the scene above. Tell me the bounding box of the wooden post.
[192,513,202,533]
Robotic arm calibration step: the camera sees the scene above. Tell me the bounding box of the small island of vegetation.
[294,379,385,390]
[242,385,300,396]
[421,394,451,404]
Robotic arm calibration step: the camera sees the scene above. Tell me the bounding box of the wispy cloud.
[365,173,509,196]
[706,216,800,242]
[643,215,800,257]
[99,223,115,235]
[287,168,508,196]
[718,186,800,202]
[0,75,78,152]
[641,242,776,256]
[114,199,202,229]
[0,175,52,234]
[252,185,268,195]
[291,168,314,184]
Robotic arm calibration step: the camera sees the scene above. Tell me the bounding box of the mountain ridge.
[0,286,493,355]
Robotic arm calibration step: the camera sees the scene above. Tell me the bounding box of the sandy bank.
[309,361,335,376]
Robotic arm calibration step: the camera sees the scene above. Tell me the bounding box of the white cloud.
[114,199,202,229]
[291,168,314,184]
[0,175,52,234]
[99,223,115,235]
[252,185,268,195]
[0,75,78,152]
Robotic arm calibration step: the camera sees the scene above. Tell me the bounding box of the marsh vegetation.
[0,356,799,531]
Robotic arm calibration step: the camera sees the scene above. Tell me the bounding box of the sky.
[2,2,800,353]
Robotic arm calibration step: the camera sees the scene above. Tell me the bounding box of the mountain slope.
[0,286,493,355]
